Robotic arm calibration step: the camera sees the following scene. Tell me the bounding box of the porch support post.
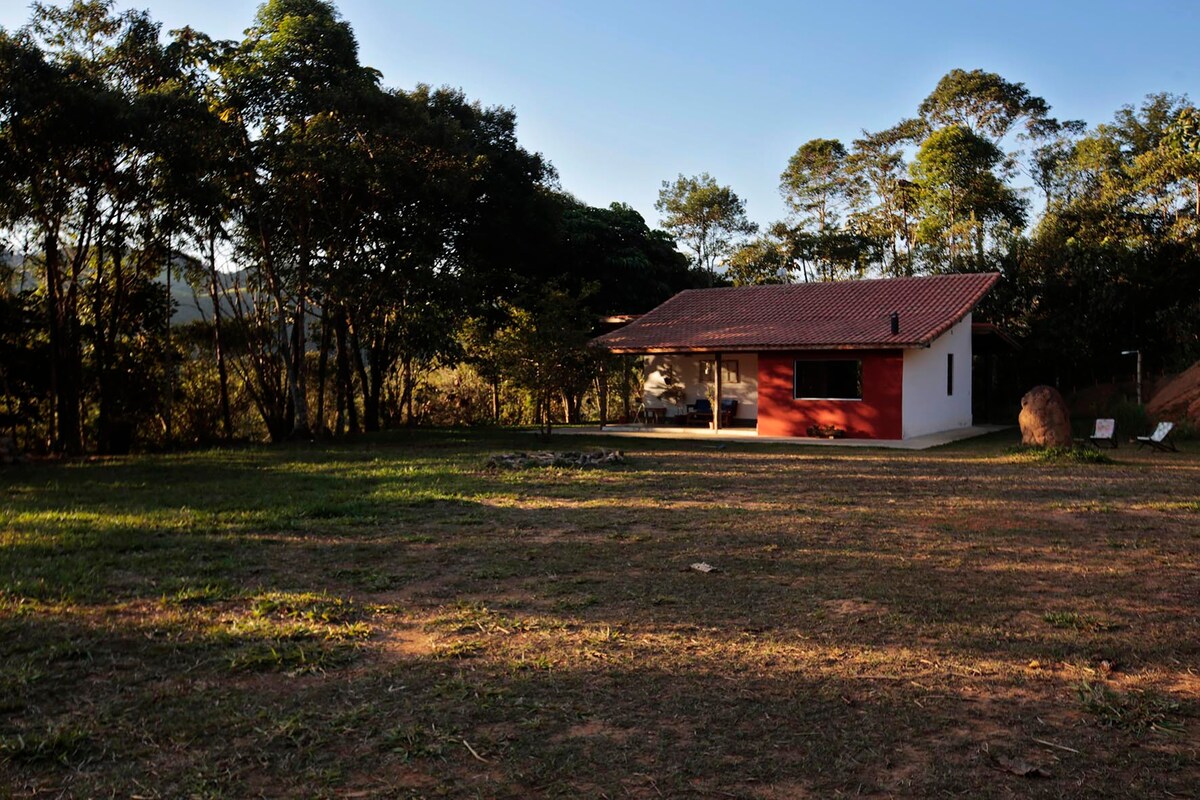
[622,356,631,423]
[598,360,607,428]
[713,352,722,432]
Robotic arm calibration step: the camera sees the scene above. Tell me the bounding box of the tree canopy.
[2,5,1194,452]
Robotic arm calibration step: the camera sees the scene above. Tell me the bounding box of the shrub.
[1007,445,1114,464]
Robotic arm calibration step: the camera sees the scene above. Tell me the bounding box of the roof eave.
[592,342,930,355]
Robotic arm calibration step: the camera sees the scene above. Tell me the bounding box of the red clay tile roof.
[591,273,999,353]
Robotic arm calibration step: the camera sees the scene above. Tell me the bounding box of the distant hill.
[4,249,247,326]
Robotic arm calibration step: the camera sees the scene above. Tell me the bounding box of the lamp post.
[1120,349,1142,405]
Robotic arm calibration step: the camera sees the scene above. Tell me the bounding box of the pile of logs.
[484,450,625,470]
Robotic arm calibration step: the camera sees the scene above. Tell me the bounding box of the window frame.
[792,359,863,402]
[698,359,741,385]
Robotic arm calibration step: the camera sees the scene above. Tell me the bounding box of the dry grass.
[1,429,1197,797]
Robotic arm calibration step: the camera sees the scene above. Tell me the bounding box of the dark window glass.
[947,353,954,396]
[793,360,863,400]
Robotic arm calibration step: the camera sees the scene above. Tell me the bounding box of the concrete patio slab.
[551,423,1011,450]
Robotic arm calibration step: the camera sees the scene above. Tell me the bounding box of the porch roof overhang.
[595,342,927,355]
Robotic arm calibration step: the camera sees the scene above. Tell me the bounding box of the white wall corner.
[901,313,973,439]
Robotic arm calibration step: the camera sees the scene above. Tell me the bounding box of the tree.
[778,138,879,281]
[220,0,381,439]
[781,138,853,232]
[493,290,595,435]
[655,173,756,283]
[845,120,925,276]
[909,125,1025,270]
[918,68,1058,144]
[1161,104,1200,220]
[557,198,692,314]
[1010,94,1200,390]
[0,2,195,453]
[727,234,790,286]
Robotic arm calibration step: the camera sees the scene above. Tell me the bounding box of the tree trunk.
[209,232,233,443]
[621,357,632,423]
[348,323,377,432]
[597,363,607,427]
[315,308,332,436]
[44,229,82,455]
[333,310,356,435]
[400,356,414,426]
[288,293,310,438]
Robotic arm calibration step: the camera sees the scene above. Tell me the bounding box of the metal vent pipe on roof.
[890,312,900,335]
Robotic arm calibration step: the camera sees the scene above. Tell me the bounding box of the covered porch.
[610,352,758,433]
[568,422,1009,450]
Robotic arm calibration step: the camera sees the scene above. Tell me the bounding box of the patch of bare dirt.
[377,626,435,658]
[823,598,888,617]
[1148,361,1200,424]
[553,719,631,744]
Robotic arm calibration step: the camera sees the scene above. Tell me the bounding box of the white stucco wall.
[901,313,973,438]
[643,354,759,421]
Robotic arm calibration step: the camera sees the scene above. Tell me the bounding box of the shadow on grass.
[2,429,1199,796]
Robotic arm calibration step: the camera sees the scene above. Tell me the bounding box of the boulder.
[1019,385,1072,446]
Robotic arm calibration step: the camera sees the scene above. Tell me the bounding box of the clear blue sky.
[4,1,1198,229]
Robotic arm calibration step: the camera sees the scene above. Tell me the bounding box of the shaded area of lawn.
[1,429,1198,797]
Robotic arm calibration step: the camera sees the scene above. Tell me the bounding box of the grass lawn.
[1,429,1198,798]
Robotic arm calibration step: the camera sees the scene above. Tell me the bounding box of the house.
[590,272,1001,440]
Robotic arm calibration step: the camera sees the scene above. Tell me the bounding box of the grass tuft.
[163,583,236,606]
[1077,680,1184,735]
[1043,611,1113,630]
[433,640,485,660]
[250,591,363,624]
[1007,445,1115,464]
[0,724,92,765]
[228,641,360,674]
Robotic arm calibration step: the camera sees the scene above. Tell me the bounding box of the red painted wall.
[757,350,903,439]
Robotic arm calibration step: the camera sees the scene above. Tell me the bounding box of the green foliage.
[781,138,853,234]
[558,199,693,314]
[4,9,1198,455]
[655,172,757,282]
[917,68,1057,142]
[727,235,790,285]
[492,289,598,433]
[910,125,1025,270]
[1007,445,1114,464]
[3,0,696,450]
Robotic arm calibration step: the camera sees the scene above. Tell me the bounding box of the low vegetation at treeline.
[2,2,1199,455]
[1,430,1197,797]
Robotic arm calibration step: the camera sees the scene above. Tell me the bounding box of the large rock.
[1019,385,1072,446]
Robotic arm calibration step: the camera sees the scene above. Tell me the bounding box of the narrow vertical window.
[947,353,954,396]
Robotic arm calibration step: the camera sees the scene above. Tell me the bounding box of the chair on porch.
[719,398,738,427]
[685,398,712,426]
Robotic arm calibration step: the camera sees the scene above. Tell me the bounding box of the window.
[698,359,740,384]
[947,353,954,396]
[794,359,862,400]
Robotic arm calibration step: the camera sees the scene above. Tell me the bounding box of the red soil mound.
[1147,361,1200,424]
